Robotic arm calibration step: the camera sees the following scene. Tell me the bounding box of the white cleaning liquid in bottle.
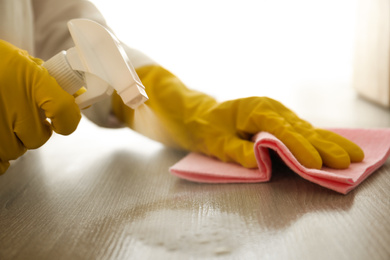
[43,19,148,109]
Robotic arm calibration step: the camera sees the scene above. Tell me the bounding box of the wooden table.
[1,82,389,260]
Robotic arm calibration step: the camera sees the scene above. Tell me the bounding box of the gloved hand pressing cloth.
[112,65,364,170]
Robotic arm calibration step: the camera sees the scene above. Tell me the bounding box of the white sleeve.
[32,0,106,60]
[32,0,156,127]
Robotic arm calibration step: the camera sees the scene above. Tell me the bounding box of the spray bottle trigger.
[75,73,114,109]
[44,19,148,110]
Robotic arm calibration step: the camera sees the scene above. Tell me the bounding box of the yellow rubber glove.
[112,65,364,169]
[0,40,81,174]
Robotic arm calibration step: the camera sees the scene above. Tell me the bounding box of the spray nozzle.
[43,19,148,109]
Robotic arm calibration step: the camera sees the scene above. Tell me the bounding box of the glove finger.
[34,70,81,135]
[306,135,351,169]
[222,135,258,168]
[268,100,361,168]
[0,160,10,175]
[14,111,53,149]
[277,128,323,169]
[30,55,44,65]
[203,133,258,168]
[245,111,323,169]
[315,128,364,162]
[292,124,352,169]
[0,119,28,160]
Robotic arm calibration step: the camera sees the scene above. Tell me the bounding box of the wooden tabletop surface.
[1,82,389,260]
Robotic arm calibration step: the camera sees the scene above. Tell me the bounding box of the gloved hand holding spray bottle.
[0,19,147,174]
[43,18,148,110]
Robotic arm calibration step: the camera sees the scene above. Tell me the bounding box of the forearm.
[112,65,218,150]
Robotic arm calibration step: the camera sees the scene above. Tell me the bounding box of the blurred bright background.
[90,0,362,126]
[91,0,357,97]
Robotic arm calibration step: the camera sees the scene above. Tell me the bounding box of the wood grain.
[1,82,389,260]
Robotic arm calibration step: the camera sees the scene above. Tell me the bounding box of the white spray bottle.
[43,19,148,109]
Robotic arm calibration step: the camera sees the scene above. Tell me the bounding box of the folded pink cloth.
[169,128,390,194]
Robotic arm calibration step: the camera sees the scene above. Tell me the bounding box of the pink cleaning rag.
[169,128,390,194]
